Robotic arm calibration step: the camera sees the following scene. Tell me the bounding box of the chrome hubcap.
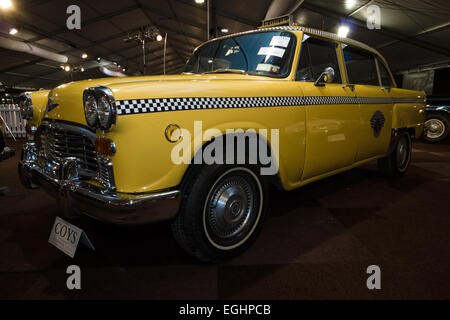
[425,119,445,139]
[396,136,409,170]
[207,177,253,239]
[204,169,262,249]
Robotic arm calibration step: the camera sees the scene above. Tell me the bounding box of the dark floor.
[0,139,449,300]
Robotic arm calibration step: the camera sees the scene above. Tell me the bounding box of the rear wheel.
[378,133,412,178]
[424,113,450,143]
[171,165,268,262]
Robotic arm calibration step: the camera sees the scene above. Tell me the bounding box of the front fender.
[425,105,450,115]
[27,90,50,127]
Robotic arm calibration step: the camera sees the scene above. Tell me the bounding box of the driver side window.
[296,35,342,84]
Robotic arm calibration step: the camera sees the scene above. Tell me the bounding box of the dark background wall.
[433,68,450,96]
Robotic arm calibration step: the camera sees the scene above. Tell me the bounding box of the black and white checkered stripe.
[115,96,425,115]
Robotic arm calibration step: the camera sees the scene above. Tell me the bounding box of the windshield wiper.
[202,69,248,75]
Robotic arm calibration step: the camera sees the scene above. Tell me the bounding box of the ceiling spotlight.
[81,53,88,59]
[156,34,163,41]
[8,27,18,35]
[195,0,205,4]
[122,68,126,72]
[80,67,85,72]
[221,28,229,33]
[338,25,350,38]
[345,0,357,9]
[0,0,12,10]
[64,65,71,72]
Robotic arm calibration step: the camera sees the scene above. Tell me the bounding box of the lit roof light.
[0,0,12,10]
[80,67,85,72]
[338,25,350,38]
[64,65,71,72]
[195,0,205,4]
[221,28,229,33]
[9,27,18,35]
[156,34,163,41]
[81,53,88,59]
[345,0,357,10]
[97,57,101,62]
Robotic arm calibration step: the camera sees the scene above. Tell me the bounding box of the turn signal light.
[95,138,116,156]
[25,123,37,134]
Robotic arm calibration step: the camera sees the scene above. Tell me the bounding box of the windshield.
[183,31,297,78]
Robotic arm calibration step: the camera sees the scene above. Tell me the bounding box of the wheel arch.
[179,131,284,193]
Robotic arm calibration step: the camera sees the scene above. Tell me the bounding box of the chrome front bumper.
[18,142,181,225]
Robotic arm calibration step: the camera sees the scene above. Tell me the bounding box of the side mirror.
[314,67,335,87]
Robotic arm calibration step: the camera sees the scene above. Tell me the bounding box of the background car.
[424,96,450,143]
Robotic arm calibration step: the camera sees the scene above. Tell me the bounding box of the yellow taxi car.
[18,26,425,261]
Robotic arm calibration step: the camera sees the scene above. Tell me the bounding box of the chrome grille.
[37,122,98,178]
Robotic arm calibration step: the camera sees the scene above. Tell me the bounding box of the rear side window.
[296,35,342,83]
[343,45,379,86]
[377,59,394,87]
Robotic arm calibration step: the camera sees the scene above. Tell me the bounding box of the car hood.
[45,74,281,126]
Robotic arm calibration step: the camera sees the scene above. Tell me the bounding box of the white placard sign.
[270,36,291,48]
[257,47,285,58]
[48,217,94,258]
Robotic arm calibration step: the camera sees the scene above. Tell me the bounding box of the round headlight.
[19,93,33,120]
[83,87,116,131]
[97,95,114,130]
[83,93,98,127]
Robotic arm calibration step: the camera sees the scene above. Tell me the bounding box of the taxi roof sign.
[260,15,294,29]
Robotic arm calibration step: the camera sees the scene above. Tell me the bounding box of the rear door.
[296,35,359,180]
[341,45,393,161]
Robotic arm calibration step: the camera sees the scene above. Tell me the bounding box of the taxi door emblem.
[370,110,385,138]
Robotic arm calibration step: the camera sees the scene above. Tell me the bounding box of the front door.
[296,35,359,180]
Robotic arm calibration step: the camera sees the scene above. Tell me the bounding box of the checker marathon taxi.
[18,26,425,262]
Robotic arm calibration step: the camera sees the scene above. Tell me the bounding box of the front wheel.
[171,165,268,262]
[377,133,412,178]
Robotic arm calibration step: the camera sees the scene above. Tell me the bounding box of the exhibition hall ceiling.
[0,0,449,89]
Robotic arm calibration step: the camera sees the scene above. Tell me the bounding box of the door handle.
[342,84,355,91]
